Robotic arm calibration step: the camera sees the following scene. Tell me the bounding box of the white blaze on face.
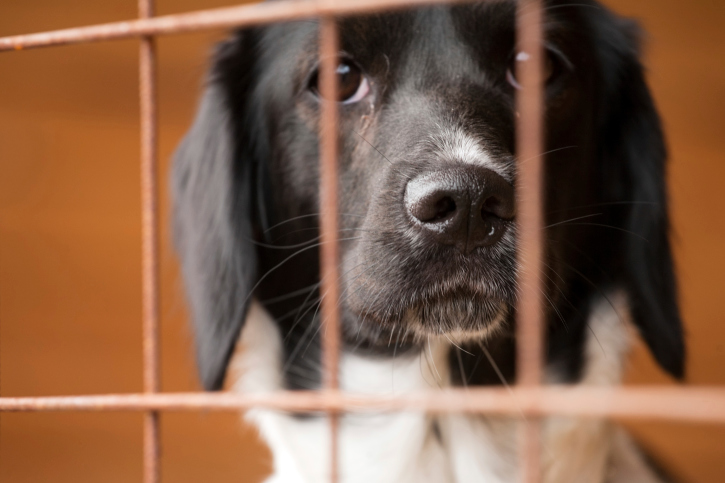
[429,125,514,182]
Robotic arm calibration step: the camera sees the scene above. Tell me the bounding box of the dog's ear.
[172,34,259,391]
[596,16,685,379]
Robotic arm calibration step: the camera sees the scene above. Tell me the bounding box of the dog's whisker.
[352,285,387,345]
[538,258,605,356]
[275,299,320,323]
[465,352,485,386]
[260,283,320,305]
[540,257,608,357]
[285,289,324,344]
[243,236,364,316]
[443,333,474,356]
[393,325,402,355]
[540,3,604,14]
[256,233,365,250]
[541,262,604,357]
[243,238,362,352]
[353,129,412,181]
[285,261,372,343]
[248,237,324,250]
[527,260,569,331]
[478,342,512,391]
[514,145,579,166]
[477,342,527,422]
[263,212,365,235]
[455,348,468,390]
[388,323,397,348]
[335,262,385,317]
[543,213,603,229]
[269,226,378,245]
[549,238,615,284]
[478,344,557,462]
[426,335,443,386]
[559,222,649,242]
[550,254,627,329]
[300,319,325,362]
[539,285,568,332]
[287,259,384,368]
[539,259,579,314]
[547,200,659,216]
[281,311,323,380]
[350,294,389,353]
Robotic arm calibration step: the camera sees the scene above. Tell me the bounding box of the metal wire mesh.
[1,1,723,483]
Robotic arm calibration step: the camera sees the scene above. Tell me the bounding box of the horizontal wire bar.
[0,0,493,52]
[1,387,725,423]
[2,0,720,462]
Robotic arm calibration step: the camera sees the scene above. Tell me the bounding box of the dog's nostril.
[407,189,460,224]
[480,190,515,221]
[481,196,502,218]
[430,196,456,222]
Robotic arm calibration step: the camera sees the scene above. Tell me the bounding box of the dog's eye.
[506,48,568,90]
[308,61,370,104]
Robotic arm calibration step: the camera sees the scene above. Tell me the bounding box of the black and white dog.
[173,1,684,481]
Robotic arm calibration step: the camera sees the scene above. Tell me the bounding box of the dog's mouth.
[342,221,518,344]
[344,277,510,344]
[402,288,507,338]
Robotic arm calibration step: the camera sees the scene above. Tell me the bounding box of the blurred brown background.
[0,0,723,481]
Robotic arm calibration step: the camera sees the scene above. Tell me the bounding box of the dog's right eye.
[308,61,370,104]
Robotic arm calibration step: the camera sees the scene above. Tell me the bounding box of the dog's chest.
[231,300,628,483]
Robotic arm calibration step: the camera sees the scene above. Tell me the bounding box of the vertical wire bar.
[139,0,160,481]
[319,15,341,483]
[515,0,545,482]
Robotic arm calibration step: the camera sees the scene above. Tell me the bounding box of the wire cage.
[1,1,724,482]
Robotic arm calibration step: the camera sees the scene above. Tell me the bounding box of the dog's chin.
[346,292,507,348]
[402,294,506,341]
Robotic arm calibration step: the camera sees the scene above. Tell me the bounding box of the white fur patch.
[230,294,664,483]
[428,125,514,181]
[232,305,454,483]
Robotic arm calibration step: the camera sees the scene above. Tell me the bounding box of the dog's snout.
[404,166,515,253]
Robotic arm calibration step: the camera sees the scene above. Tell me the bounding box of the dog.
[172,1,685,481]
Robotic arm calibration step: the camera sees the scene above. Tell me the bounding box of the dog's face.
[174,0,685,391]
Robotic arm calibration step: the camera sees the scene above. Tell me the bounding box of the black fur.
[173,0,684,392]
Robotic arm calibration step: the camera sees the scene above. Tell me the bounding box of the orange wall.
[0,1,723,481]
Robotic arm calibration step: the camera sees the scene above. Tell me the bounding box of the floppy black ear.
[172,34,259,391]
[596,16,685,379]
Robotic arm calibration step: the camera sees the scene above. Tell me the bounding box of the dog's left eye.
[308,61,370,104]
[506,48,570,90]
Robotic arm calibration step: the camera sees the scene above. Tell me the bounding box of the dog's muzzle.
[404,165,516,254]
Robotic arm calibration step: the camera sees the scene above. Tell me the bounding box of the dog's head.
[173,0,685,391]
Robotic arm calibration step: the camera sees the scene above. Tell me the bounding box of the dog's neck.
[230,294,660,483]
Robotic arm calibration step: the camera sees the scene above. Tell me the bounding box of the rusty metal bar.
[515,0,545,391]
[318,15,341,483]
[318,16,341,398]
[0,0,494,53]
[3,2,719,482]
[139,0,161,481]
[515,0,545,482]
[1,387,725,422]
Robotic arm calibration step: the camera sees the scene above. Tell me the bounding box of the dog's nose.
[404,166,515,253]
